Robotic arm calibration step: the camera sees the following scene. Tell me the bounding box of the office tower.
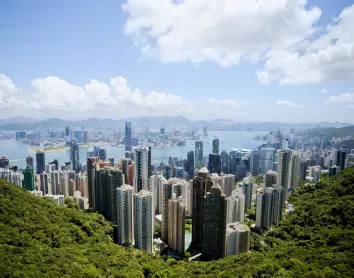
[202,182,227,260]
[134,190,153,253]
[250,149,260,176]
[161,180,173,243]
[65,126,71,145]
[186,151,194,178]
[36,151,45,174]
[260,148,275,174]
[26,156,34,167]
[93,146,100,157]
[134,147,151,192]
[109,158,115,167]
[69,179,76,196]
[128,164,134,186]
[117,184,134,245]
[40,172,49,194]
[71,139,80,172]
[235,164,247,181]
[74,130,83,144]
[23,166,35,191]
[299,160,307,182]
[336,146,347,170]
[168,195,185,254]
[226,188,245,224]
[60,172,69,197]
[195,141,203,167]
[98,148,107,161]
[276,149,292,206]
[87,157,99,210]
[125,151,134,160]
[221,150,229,174]
[50,171,60,195]
[83,131,89,144]
[165,165,172,179]
[192,167,212,250]
[288,152,301,190]
[241,178,253,210]
[225,223,250,256]
[212,138,219,154]
[125,121,132,152]
[265,170,277,187]
[208,153,221,174]
[203,126,207,136]
[228,151,241,175]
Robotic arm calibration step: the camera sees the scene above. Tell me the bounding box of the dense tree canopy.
[1,167,354,277]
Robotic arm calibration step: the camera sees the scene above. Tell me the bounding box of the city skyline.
[0,1,354,122]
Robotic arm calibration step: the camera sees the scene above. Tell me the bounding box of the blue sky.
[0,0,354,122]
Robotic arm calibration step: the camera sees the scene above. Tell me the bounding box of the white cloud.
[208,98,249,108]
[0,74,27,109]
[256,4,354,85]
[320,89,328,94]
[122,0,321,67]
[347,104,354,108]
[325,93,354,103]
[276,100,305,108]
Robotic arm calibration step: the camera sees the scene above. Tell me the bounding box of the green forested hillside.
[1,168,354,277]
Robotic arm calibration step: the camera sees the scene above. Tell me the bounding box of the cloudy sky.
[0,0,354,122]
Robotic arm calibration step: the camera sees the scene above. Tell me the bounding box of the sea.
[0,131,265,169]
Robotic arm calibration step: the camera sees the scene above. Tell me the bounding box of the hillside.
[308,125,354,138]
[1,168,354,277]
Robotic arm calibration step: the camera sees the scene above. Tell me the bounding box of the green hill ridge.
[1,168,354,277]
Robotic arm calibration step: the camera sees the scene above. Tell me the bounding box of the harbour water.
[0,131,265,169]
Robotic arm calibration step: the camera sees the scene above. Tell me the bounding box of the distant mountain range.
[0,116,351,131]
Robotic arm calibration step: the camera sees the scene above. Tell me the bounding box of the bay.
[0,131,265,169]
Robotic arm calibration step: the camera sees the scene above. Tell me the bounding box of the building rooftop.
[198,167,209,174]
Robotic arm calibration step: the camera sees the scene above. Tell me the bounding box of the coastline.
[28,146,70,153]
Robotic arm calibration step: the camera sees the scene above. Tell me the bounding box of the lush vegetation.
[1,167,354,277]
[308,125,354,138]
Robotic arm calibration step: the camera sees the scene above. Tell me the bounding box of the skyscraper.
[250,149,260,176]
[226,188,245,224]
[260,148,275,174]
[225,222,250,256]
[26,156,34,167]
[125,121,132,152]
[134,147,151,192]
[276,149,292,205]
[117,184,134,245]
[50,171,60,195]
[212,138,219,154]
[221,150,229,174]
[36,151,45,174]
[87,157,99,210]
[288,151,301,190]
[161,180,172,243]
[336,146,347,170]
[134,190,153,253]
[208,153,221,174]
[202,182,227,260]
[195,141,203,167]
[265,170,277,187]
[192,167,212,250]
[168,195,185,254]
[71,139,80,172]
[23,166,35,191]
[65,126,71,145]
[99,148,107,161]
[186,151,195,178]
[40,172,49,194]
[241,178,253,210]
[299,160,307,182]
